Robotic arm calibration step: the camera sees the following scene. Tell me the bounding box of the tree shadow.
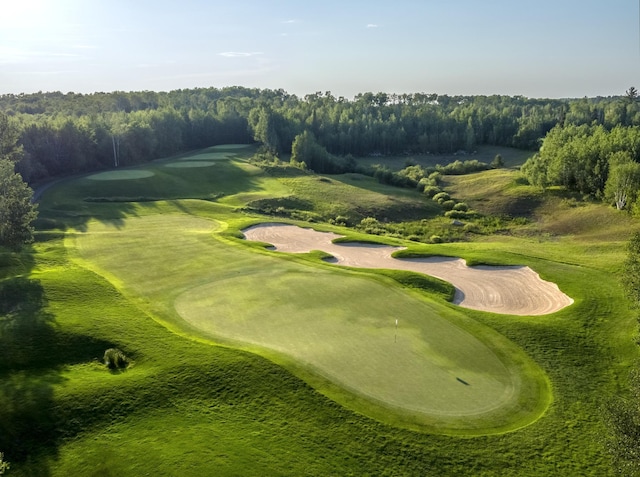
[0,243,36,281]
[0,277,117,475]
[34,158,269,233]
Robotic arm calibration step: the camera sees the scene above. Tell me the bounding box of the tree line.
[2,87,640,184]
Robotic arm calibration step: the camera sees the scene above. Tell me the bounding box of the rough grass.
[443,169,543,217]
[354,145,532,171]
[2,146,639,475]
[261,172,441,224]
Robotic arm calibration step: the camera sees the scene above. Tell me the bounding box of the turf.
[253,172,442,223]
[70,213,547,432]
[86,170,155,181]
[2,145,639,475]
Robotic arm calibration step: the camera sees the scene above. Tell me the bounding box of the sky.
[1,0,639,99]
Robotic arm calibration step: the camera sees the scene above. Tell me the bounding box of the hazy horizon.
[2,0,639,100]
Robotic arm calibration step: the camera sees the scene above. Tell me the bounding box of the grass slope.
[1,146,637,475]
[70,212,547,432]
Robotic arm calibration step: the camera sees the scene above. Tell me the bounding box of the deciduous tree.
[604,151,640,210]
[0,113,37,248]
[0,160,38,248]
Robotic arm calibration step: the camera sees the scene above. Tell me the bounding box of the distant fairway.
[72,213,548,431]
[211,144,252,149]
[178,151,233,160]
[164,161,216,168]
[87,170,155,180]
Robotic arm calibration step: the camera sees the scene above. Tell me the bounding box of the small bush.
[428,171,442,183]
[441,200,456,211]
[430,235,443,244]
[463,223,480,233]
[0,452,9,475]
[103,348,129,370]
[438,159,490,175]
[328,216,349,226]
[432,192,450,203]
[445,210,469,219]
[453,202,469,212]
[422,185,441,198]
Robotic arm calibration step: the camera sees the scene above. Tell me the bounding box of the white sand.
[243,223,573,316]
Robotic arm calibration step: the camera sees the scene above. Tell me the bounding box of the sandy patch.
[243,223,573,316]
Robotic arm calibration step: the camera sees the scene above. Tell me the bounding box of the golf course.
[2,144,638,475]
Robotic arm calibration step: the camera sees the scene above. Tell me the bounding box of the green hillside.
[1,146,638,476]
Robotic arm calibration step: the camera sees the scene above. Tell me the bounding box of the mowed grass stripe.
[71,213,546,431]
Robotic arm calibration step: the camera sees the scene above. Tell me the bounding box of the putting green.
[87,170,154,180]
[164,161,216,168]
[180,152,232,160]
[211,144,251,149]
[175,268,516,417]
[71,214,548,432]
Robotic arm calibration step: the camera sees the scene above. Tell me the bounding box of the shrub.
[358,217,386,235]
[428,171,442,183]
[329,216,349,226]
[103,348,129,370]
[432,192,450,203]
[437,159,490,175]
[441,200,456,211]
[422,185,441,198]
[453,202,469,212]
[430,235,443,243]
[359,217,379,227]
[0,452,9,475]
[464,223,480,233]
[445,210,468,219]
[398,164,426,182]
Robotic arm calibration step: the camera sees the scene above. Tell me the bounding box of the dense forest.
[1,87,639,205]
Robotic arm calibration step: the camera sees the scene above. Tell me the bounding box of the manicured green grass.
[70,213,547,432]
[2,146,639,475]
[86,170,156,180]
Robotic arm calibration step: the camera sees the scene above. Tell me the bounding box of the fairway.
[71,213,548,431]
[87,170,155,180]
[164,161,216,168]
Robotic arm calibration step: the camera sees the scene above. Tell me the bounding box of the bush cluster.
[103,348,129,370]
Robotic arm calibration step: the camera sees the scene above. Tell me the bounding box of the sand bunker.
[243,223,573,316]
